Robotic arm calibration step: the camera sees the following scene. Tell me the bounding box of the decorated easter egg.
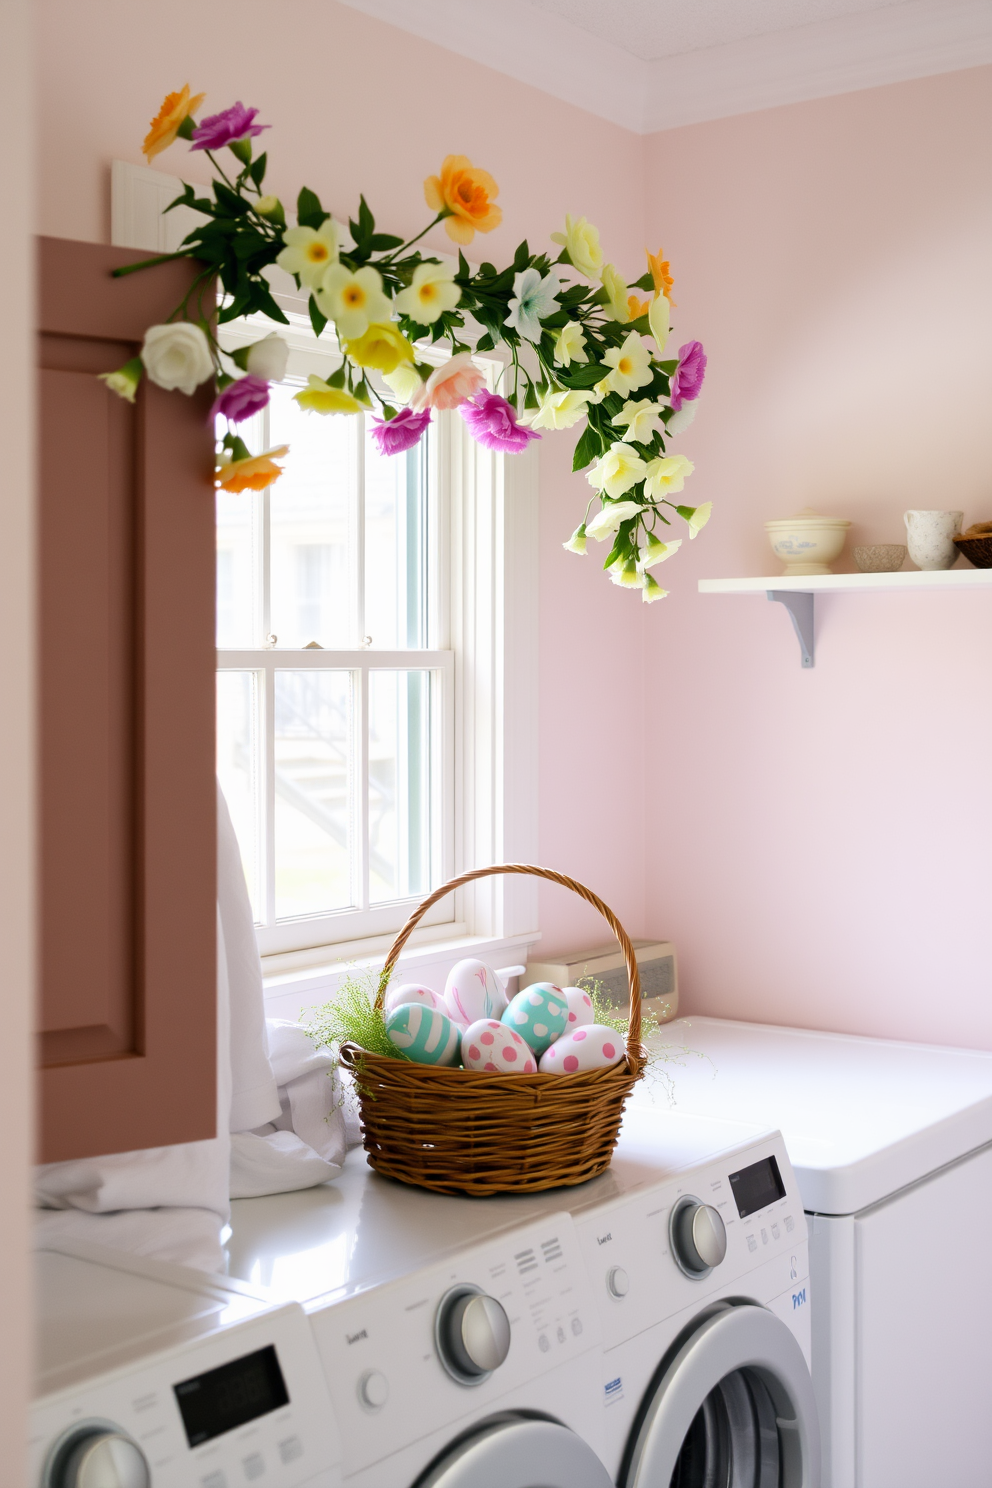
[461,1018,537,1074]
[501,982,568,1056]
[385,1002,460,1066]
[444,958,507,1028]
[539,1024,625,1075]
[383,982,444,1017]
[562,986,595,1029]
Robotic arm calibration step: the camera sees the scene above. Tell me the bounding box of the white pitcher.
[903,509,962,571]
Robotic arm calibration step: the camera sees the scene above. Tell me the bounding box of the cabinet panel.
[37,237,217,1161]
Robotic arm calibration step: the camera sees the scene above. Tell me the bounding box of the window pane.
[216,490,258,648]
[368,669,431,904]
[269,385,353,650]
[364,424,428,650]
[275,669,354,919]
[217,671,261,919]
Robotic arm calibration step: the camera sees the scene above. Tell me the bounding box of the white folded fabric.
[35,1206,227,1274]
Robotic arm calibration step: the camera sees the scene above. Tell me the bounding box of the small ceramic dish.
[854,544,906,573]
[765,507,851,576]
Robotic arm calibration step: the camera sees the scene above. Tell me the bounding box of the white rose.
[245,332,289,382]
[141,322,214,396]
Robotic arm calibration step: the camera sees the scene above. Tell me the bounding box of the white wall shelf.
[698,569,992,668]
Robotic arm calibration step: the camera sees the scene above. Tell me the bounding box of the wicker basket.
[339,863,646,1196]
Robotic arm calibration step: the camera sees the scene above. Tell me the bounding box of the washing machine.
[630,1016,992,1488]
[226,1184,611,1488]
[31,1237,342,1488]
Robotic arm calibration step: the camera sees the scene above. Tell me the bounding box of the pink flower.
[370,406,432,456]
[412,352,486,412]
[670,340,707,411]
[460,390,541,453]
[211,375,270,423]
[191,102,269,152]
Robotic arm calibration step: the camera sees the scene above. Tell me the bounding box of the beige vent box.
[525,938,678,1024]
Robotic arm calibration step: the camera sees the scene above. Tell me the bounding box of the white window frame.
[113,159,541,993]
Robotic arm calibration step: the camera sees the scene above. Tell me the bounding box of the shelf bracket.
[767,590,814,668]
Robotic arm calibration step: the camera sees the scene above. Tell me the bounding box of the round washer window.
[671,1366,781,1487]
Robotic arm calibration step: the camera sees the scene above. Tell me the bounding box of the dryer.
[31,1238,342,1488]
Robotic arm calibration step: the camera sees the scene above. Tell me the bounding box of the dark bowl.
[954,536,992,568]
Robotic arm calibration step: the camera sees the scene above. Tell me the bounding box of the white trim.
[334,0,992,133]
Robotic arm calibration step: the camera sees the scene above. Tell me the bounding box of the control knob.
[670,1195,727,1277]
[49,1428,149,1488]
[435,1285,511,1385]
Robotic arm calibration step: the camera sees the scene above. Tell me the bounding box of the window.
[216,328,453,955]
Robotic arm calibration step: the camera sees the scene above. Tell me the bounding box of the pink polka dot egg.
[538,1024,624,1075]
[382,982,445,1018]
[501,982,568,1055]
[460,1018,537,1075]
[562,986,595,1029]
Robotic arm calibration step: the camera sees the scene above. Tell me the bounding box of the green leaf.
[562,361,607,389]
[632,271,654,292]
[297,187,328,230]
[369,233,403,251]
[251,282,290,324]
[658,359,679,374]
[213,181,250,217]
[327,364,347,388]
[308,296,328,336]
[475,332,495,353]
[357,194,375,241]
[457,251,471,280]
[571,422,602,472]
[512,240,530,272]
[249,153,268,188]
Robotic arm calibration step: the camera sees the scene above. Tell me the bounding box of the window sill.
[262,926,542,1021]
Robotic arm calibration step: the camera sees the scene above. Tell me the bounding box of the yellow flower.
[612,398,664,444]
[640,534,682,568]
[648,292,670,354]
[383,363,424,406]
[424,156,502,245]
[627,294,651,320]
[525,389,594,431]
[563,523,588,555]
[646,247,676,305]
[680,501,712,538]
[215,445,289,493]
[602,331,653,398]
[601,263,630,322]
[644,454,695,498]
[642,573,669,603]
[294,376,362,415]
[550,215,603,278]
[315,264,392,340]
[554,321,588,367]
[394,261,461,325]
[98,356,142,404]
[276,222,339,289]
[142,85,205,162]
[344,323,415,375]
[586,443,647,501]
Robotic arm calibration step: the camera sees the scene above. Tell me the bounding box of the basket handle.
[378,864,642,1052]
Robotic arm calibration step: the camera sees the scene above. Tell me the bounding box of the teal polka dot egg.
[501,982,568,1056]
[385,1002,460,1066]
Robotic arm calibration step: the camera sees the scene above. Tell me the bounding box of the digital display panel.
[174,1345,289,1447]
[729,1154,786,1219]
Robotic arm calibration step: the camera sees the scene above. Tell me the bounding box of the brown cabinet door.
[37,237,217,1162]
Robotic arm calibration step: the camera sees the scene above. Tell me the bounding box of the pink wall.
[35,0,649,953]
[643,68,992,1048]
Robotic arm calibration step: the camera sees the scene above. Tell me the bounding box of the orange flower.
[424,155,502,245]
[142,84,206,162]
[215,445,289,493]
[646,247,676,306]
[627,294,651,320]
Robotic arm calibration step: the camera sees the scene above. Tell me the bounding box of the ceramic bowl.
[854,544,906,573]
[765,508,851,576]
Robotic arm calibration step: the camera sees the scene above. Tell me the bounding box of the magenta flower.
[191,103,270,153]
[370,406,432,456]
[211,375,270,424]
[669,340,707,411]
[459,390,541,453]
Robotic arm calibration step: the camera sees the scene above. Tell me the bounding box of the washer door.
[624,1304,820,1487]
[415,1414,613,1487]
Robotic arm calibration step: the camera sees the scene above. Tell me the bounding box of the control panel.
[308,1213,601,1477]
[31,1300,341,1488]
[573,1132,807,1351]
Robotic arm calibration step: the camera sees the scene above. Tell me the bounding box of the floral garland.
[104,86,711,601]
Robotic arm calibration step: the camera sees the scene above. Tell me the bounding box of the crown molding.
[337,0,992,134]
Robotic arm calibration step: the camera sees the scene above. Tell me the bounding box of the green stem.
[112,250,191,278]
[379,215,446,266]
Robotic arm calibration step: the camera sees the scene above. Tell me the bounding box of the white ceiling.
[337,0,992,132]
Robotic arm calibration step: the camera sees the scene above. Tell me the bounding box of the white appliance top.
[226,1107,769,1308]
[633,1016,992,1214]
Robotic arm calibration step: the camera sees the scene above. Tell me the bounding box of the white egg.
[383,982,444,1017]
[562,986,596,1030]
[444,958,507,1027]
[460,1018,538,1074]
[538,1024,625,1075]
